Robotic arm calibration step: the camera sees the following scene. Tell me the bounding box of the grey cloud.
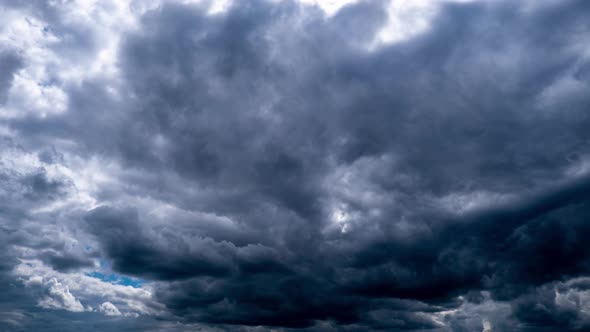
[0,47,23,104]
[38,250,96,272]
[2,0,590,331]
[85,206,237,280]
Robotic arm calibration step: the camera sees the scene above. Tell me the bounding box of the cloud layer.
[1,0,590,331]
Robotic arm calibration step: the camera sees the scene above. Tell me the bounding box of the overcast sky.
[1,0,590,331]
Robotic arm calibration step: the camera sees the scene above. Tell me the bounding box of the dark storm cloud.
[71,0,590,328]
[3,0,590,331]
[38,250,96,272]
[123,1,590,329]
[85,206,237,280]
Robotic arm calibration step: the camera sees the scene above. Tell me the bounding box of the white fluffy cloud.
[34,278,85,312]
[99,301,122,316]
[16,259,163,317]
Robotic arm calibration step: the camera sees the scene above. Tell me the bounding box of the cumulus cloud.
[33,278,85,312]
[99,302,122,316]
[1,0,590,331]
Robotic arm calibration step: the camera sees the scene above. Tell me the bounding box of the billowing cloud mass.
[1,0,590,331]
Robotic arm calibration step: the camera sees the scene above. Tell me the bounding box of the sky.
[1,0,590,331]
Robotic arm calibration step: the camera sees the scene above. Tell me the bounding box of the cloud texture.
[1,0,590,331]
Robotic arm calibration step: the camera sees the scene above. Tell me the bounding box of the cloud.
[0,46,23,105]
[1,0,590,331]
[34,278,85,312]
[98,302,122,316]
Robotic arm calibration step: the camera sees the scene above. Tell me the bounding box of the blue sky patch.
[86,271,145,288]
